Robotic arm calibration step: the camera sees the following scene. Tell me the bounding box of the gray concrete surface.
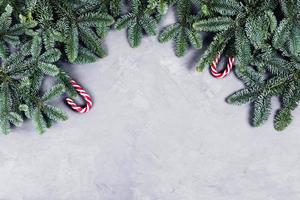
[1,14,300,200]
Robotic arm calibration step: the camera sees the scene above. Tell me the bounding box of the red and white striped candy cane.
[210,54,235,78]
[66,80,93,113]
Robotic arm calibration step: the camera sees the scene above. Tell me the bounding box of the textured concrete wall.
[0,14,300,200]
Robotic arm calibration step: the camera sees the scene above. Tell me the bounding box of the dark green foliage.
[0,32,68,134]
[1,0,300,134]
[193,0,278,71]
[0,5,35,59]
[158,0,203,56]
[227,50,300,130]
[114,0,160,48]
[192,0,300,131]
[0,0,118,134]
[0,3,68,134]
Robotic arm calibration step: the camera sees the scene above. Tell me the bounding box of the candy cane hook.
[66,80,93,113]
[210,54,235,79]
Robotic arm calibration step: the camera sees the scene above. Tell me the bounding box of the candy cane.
[210,54,235,78]
[65,80,93,113]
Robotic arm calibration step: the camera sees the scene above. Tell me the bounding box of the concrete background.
[1,13,300,200]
